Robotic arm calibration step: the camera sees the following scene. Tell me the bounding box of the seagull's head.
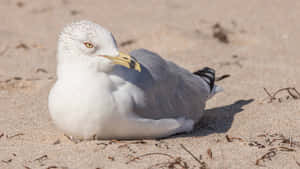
[57,20,140,73]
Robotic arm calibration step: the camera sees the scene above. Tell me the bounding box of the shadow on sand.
[171,99,254,138]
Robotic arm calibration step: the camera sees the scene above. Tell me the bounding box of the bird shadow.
[170,99,254,138]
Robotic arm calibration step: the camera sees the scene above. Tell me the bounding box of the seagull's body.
[48,20,221,140]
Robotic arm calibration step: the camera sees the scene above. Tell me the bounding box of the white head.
[56,20,140,78]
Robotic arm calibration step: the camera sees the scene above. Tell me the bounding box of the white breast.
[48,72,145,139]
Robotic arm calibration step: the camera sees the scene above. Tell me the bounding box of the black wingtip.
[193,67,215,91]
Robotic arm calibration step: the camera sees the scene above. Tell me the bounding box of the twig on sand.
[147,157,188,169]
[207,148,213,159]
[34,155,48,162]
[180,144,201,164]
[263,87,300,103]
[277,146,295,152]
[126,152,189,169]
[248,141,265,149]
[255,147,296,166]
[46,166,58,169]
[118,140,147,147]
[225,135,244,142]
[180,144,208,169]
[36,68,48,74]
[1,159,12,164]
[64,134,82,144]
[6,133,24,139]
[257,133,299,147]
[126,152,175,164]
[263,88,274,100]
[255,148,277,166]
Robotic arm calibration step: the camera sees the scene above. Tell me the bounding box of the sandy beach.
[0,0,299,168]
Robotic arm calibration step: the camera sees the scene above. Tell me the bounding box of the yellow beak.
[102,52,141,72]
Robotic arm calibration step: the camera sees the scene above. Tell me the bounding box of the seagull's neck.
[56,51,120,91]
[57,51,104,78]
[57,62,103,80]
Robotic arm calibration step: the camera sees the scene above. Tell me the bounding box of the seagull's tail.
[208,85,223,99]
[193,67,223,99]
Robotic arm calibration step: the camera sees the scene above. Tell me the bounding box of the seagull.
[48,20,222,140]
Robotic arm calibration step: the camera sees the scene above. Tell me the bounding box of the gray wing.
[113,48,211,121]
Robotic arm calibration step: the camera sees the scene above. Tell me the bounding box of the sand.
[0,0,299,168]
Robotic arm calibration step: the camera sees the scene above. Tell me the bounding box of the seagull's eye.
[84,42,94,48]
